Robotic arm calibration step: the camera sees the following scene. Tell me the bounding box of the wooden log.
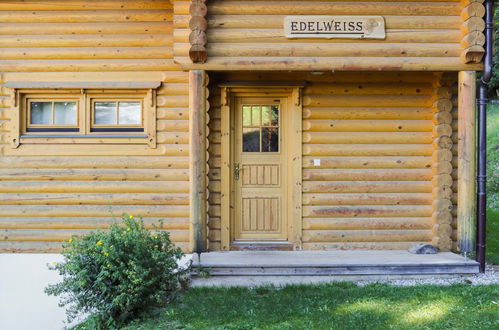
[303,132,433,144]
[432,111,454,125]
[303,181,432,194]
[0,229,188,242]
[0,193,189,205]
[206,42,461,58]
[178,57,482,72]
[457,71,476,252]
[461,45,485,64]
[206,29,462,44]
[0,47,173,60]
[189,70,208,253]
[461,30,486,48]
[303,169,432,181]
[0,181,189,193]
[460,17,486,34]
[0,168,188,181]
[303,217,433,230]
[303,95,432,107]
[303,107,433,120]
[0,205,189,217]
[0,59,178,72]
[303,120,431,132]
[304,83,435,96]
[303,156,432,169]
[433,186,454,199]
[0,22,172,35]
[303,144,433,157]
[303,205,432,218]
[0,1,172,10]
[0,217,189,230]
[302,230,433,243]
[208,2,460,16]
[0,10,172,23]
[461,3,486,20]
[303,193,432,206]
[0,156,188,169]
[0,35,172,48]
[0,241,190,253]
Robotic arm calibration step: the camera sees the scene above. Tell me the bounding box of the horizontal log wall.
[208,71,455,250]
[174,0,483,71]
[0,1,191,252]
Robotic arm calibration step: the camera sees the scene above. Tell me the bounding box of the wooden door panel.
[242,164,279,187]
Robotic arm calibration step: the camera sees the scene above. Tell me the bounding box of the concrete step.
[193,251,479,277]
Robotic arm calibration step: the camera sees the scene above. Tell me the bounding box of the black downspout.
[476,0,494,273]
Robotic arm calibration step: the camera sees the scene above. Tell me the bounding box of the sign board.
[284,16,386,39]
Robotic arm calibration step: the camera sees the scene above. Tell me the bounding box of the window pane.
[54,102,77,125]
[243,127,260,152]
[262,127,278,152]
[261,106,271,126]
[30,102,52,125]
[270,106,279,126]
[251,106,261,126]
[118,102,141,125]
[94,102,117,125]
[242,106,252,127]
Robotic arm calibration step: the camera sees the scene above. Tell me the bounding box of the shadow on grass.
[125,283,499,330]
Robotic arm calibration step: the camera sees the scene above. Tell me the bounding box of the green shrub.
[45,215,190,329]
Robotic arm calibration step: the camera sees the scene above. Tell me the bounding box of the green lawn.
[487,103,499,264]
[97,283,499,329]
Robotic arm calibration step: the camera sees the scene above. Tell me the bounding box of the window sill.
[19,135,153,145]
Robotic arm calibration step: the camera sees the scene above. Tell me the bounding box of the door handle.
[234,163,240,180]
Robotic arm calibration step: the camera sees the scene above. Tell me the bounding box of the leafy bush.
[45,215,190,329]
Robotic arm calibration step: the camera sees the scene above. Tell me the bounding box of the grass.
[68,283,498,330]
[487,103,499,264]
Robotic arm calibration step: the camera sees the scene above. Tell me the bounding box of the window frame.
[12,88,156,148]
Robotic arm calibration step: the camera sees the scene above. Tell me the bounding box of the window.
[11,89,156,147]
[242,104,279,153]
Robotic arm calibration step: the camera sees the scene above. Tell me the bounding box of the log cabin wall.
[0,1,192,252]
[207,71,459,251]
[174,0,484,71]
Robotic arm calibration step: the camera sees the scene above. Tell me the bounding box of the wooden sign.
[284,16,386,39]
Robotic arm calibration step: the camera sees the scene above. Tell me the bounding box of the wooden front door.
[233,97,288,243]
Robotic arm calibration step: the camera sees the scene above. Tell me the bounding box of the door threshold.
[230,241,293,251]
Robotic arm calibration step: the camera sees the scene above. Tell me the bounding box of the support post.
[457,71,477,253]
[189,70,207,253]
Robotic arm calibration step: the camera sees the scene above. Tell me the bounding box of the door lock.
[234,163,240,180]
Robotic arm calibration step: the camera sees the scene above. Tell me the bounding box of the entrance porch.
[191,250,479,286]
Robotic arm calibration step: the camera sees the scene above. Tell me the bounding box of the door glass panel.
[243,127,260,152]
[30,102,52,125]
[242,106,252,126]
[54,102,77,125]
[251,106,261,126]
[94,102,117,125]
[262,105,279,126]
[270,106,279,126]
[262,127,279,152]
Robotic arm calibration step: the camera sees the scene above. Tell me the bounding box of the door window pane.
[251,106,261,126]
[270,106,279,126]
[94,102,117,125]
[262,127,279,152]
[54,102,77,125]
[118,102,141,125]
[242,106,252,126]
[30,102,52,125]
[243,128,260,152]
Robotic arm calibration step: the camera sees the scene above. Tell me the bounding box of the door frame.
[218,83,303,250]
